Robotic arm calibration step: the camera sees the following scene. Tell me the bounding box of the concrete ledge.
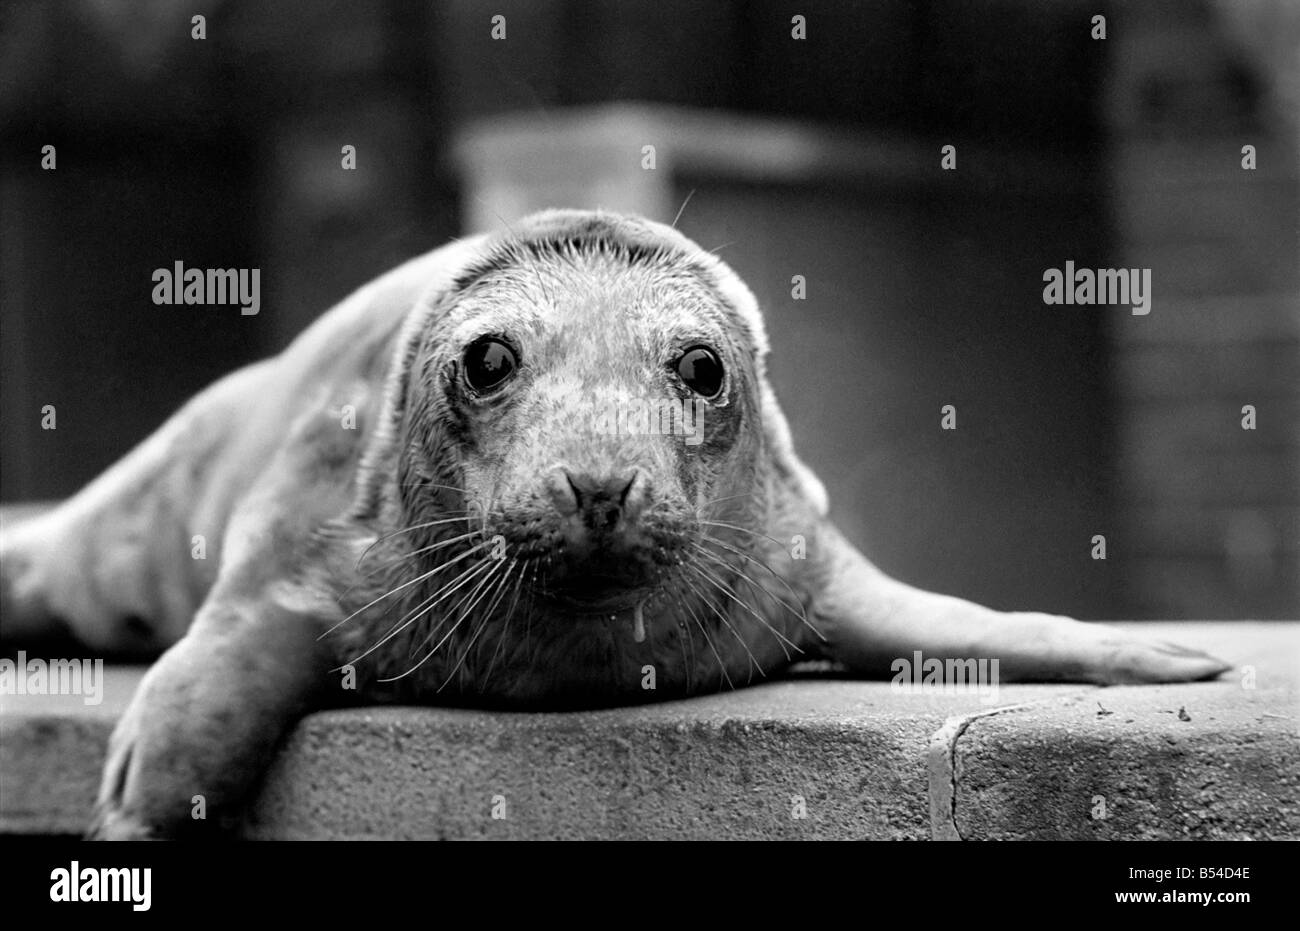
[2,623,1296,839]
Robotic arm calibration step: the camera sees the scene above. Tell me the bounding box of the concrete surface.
[1,623,1296,839]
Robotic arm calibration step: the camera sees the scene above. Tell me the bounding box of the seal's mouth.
[535,548,662,614]
[540,579,653,644]
[543,573,650,613]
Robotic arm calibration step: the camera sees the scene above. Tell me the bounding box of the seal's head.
[347,211,826,706]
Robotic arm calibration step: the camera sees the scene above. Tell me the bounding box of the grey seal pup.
[0,209,1230,838]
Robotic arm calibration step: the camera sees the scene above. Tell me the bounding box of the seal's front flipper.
[88,399,357,839]
[88,579,336,839]
[805,521,1232,685]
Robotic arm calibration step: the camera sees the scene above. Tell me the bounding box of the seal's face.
[413,242,763,616]
[351,219,812,706]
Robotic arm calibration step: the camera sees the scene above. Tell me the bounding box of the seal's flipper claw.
[1095,637,1233,684]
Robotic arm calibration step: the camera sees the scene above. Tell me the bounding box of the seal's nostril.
[545,467,581,517]
[617,469,648,521]
[617,472,637,507]
[565,471,585,509]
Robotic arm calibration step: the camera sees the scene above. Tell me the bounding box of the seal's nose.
[546,467,644,532]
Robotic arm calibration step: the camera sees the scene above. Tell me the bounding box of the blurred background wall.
[1,0,1296,619]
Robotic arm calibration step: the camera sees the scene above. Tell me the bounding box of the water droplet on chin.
[632,600,646,643]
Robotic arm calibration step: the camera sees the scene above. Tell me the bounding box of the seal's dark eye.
[464,337,517,393]
[675,346,724,398]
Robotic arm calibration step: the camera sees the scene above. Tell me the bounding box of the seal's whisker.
[695,535,825,642]
[352,559,495,672]
[393,483,471,494]
[663,588,694,693]
[384,557,507,683]
[670,188,696,229]
[480,560,529,693]
[696,519,790,552]
[340,558,493,668]
[676,584,699,690]
[691,540,803,619]
[688,552,799,660]
[405,554,502,658]
[691,572,769,681]
[459,560,519,687]
[670,586,734,692]
[323,539,490,640]
[340,548,495,665]
[353,515,477,570]
[339,529,482,601]
[691,538,811,639]
[439,557,518,692]
[680,570,764,682]
[417,558,502,670]
[697,492,759,511]
[525,560,542,651]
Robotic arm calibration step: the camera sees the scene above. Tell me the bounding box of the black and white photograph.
[0,0,1296,911]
